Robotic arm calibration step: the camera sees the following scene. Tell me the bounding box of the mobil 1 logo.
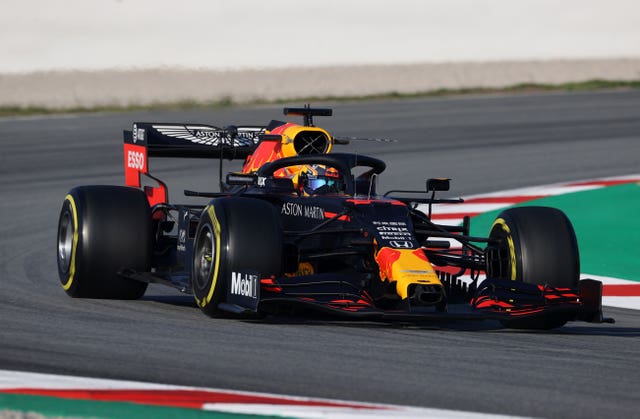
[227,270,260,311]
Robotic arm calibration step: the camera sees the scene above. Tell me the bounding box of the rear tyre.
[192,197,282,317]
[488,206,579,329]
[57,186,151,299]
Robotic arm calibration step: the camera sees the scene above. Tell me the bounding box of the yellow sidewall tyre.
[488,206,580,329]
[56,186,151,299]
[191,197,282,317]
[488,206,579,288]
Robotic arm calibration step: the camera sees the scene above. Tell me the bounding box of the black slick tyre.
[192,197,282,317]
[57,186,151,299]
[488,206,580,329]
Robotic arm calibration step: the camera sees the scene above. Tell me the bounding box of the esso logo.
[127,150,145,171]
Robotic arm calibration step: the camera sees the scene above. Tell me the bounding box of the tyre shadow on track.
[140,295,503,330]
[255,317,640,335]
[248,316,504,332]
[553,326,640,337]
[141,294,198,308]
[140,295,640,336]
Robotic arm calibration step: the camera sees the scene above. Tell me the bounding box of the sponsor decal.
[400,269,436,279]
[296,262,314,276]
[195,130,222,140]
[132,124,146,143]
[177,228,187,252]
[281,202,325,220]
[282,202,302,216]
[177,208,190,254]
[285,262,315,278]
[231,271,258,299]
[372,221,413,242]
[127,150,145,171]
[152,125,262,147]
[389,240,413,249]
[304,206,324,220]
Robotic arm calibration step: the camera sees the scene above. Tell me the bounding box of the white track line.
[0,370,526,419]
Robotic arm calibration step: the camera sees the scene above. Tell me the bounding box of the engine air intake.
[294,131,330,155]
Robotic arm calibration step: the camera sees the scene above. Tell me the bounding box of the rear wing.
[124,122,264,206]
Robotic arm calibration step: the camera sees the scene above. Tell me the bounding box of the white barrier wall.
[1,0,639,108]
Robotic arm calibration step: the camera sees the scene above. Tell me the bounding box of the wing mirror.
[226,173,257,186]
[426,178,450,192]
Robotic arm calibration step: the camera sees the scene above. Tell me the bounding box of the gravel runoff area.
[2,58,640,109]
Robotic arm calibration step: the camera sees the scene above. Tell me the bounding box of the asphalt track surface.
[1,91,639,418]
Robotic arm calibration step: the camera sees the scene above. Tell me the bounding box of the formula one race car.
[56,106,612,329]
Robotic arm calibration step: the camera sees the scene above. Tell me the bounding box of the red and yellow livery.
[56,106,611,329]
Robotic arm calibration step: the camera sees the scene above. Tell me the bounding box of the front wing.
[220,274,612,327]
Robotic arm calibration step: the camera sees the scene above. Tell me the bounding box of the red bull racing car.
[56,106,612,329]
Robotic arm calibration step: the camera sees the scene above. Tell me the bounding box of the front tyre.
[192,206,224,315]
[57,186,151,299]
[488,206,579,288]
[487,206,579,329]
[192,197,282,317]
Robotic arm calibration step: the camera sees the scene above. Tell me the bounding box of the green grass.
[0,393,285,419]
[3,79,640,117]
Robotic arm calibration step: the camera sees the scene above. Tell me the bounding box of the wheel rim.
[488,225,514,280]
[58,210,74,273]
[194,224,215,290]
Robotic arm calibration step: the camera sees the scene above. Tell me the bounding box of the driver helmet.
[298,165,342,195]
